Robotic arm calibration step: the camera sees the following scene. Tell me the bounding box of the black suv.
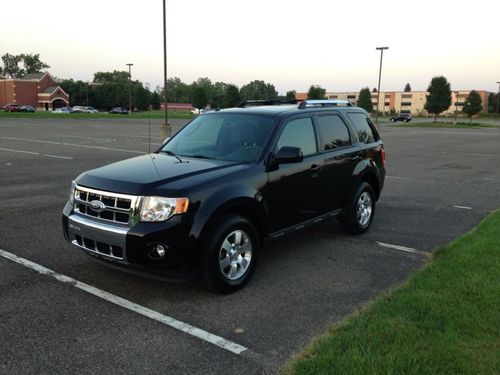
[62,100,385,293]
[389,113,412,122]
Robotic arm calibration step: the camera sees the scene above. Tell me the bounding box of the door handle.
[310,164,322,172]
[350,155,362,162]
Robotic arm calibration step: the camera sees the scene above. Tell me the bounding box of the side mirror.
[274,146,303,164]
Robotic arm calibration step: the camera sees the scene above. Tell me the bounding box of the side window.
[317,115,351,150]
[347,113,380,144]
[277,117,317,156]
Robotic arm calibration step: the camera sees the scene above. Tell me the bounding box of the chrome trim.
[71,240,124,261]
[69,214,129,235]
[74,185,142,226]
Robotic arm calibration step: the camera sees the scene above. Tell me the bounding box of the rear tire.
[201,215,259,293]
[340,182,376,235]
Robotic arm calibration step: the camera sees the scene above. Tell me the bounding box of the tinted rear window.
[316,115,351,150]
[347,113,380,144]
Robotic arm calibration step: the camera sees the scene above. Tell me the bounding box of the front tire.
[340,182,376,235]
[202,215,259,293]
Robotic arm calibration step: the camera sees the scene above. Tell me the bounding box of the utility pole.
[496,81,500,120]
[161,0,172,140]
[375,46,389,126]
[126,63,133,113]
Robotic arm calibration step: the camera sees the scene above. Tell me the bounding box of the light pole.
[496,81,500,119]
[375,46,389,126]
[161,0,172,140]
[126,63,133,113]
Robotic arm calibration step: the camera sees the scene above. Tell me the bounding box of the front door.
[265,116,325,232]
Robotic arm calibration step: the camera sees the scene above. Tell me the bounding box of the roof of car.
[206,100,364,117]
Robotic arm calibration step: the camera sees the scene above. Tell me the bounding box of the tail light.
[380,146,386,166]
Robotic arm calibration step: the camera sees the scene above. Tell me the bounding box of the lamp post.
[160,0,172,140]
[126,63,133,113]
[375,46,389,126]
[496,81,500,119]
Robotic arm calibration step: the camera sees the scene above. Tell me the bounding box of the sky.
[1,0,499,94]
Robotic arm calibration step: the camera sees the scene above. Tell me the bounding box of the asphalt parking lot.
[1,117,499,374]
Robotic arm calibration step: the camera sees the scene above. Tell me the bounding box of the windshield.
[160,113,275,162]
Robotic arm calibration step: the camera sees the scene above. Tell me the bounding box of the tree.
[93,71,129,83]
[307,85,326,100]
[166,77,191,103]
[424,76,452,122]
[151,91,161,110]
[1,53,24,78]
[462,90,483,123]
[372,87,377,93]
[487,92,499,113]
[240,80,277,100]
[285,90,297,100]
[404,83,411,92]
[356,87,374,112]
[223,84,240,108]
[20,54,50,74]
[192,84,208,110]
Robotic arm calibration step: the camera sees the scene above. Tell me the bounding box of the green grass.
[0,110,194,120]
[387,121,497,129]
[289,210,500,375]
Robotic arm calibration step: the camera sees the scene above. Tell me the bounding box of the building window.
[384,102,390,106]
[347,95,356,99]
[384,94,391,99]
[401,102,412,106]
[401,94,412,99]
[329,95,338,99]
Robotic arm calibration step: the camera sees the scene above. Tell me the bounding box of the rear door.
[315,113,361,209]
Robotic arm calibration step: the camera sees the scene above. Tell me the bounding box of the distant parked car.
[3,103,22,112]
[82,106,99,113]
[389,113,412,123]
[190,108,204,115]
[54,106,74,113]
[20,105,36,112]
[109,107,128,114]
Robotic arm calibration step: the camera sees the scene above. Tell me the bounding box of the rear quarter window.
[346,113,380,144]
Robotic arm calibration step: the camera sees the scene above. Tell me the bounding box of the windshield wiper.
[160,150,184,163]
[187,154,216,160]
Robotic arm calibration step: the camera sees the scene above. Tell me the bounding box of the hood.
[76,153,247,195]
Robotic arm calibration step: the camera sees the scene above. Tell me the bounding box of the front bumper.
[62,201,199,281]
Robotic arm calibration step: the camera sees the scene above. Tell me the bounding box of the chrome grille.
[74,185,140,225]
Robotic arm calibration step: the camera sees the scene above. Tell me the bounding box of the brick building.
[0,72,69,111]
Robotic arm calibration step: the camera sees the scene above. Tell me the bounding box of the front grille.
[75,234,124,259]
[74,185,139,225]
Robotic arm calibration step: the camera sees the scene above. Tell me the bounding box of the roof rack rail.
[297,100,353,109]
[236,99,298,108]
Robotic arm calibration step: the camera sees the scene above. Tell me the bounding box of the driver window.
[277,117,317,156]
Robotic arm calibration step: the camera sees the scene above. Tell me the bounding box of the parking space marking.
[453,205,472,210]
[0,147,74,160]
[376,242,424,255]
[1,136,143,154]
[0,248,250,356]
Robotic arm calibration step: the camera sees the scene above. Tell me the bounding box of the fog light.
[155,244,166,258]
[148,244,168,260]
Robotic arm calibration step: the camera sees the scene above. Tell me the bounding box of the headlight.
[139,197,189,222]
[69,180,76,204]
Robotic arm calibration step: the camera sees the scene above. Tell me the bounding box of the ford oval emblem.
[89,200,106,212]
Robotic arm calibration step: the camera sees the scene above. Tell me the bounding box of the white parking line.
[376,242,423,255]
[453,205,472,210]
[1,136,143,154]
[0,147,74,160]
[0,248,249,356]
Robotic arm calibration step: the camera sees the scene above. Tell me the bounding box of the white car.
[190,108,205,115]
